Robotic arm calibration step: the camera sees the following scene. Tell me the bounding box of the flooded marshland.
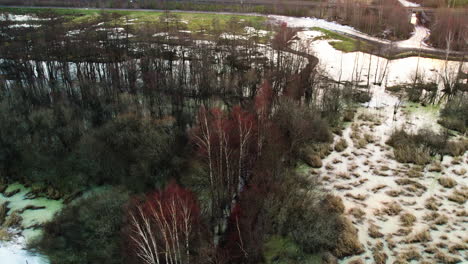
[0,7,467,264]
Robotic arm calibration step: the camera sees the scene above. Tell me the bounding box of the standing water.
[0,184,63,264]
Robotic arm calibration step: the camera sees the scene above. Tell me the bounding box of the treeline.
[1,0,415,41]
[429,8,467,51]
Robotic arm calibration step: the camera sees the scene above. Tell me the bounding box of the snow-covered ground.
[0,184,63,264]
[311,102,468,263]
[398,25,430,49]
[292,30,465,89]
[0,239,48,264]
[398,0,421,7]
[0,14,49,21]
[269,13,461,55]
[293,23,467,263]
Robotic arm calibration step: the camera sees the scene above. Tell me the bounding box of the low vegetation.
[438,96,468,134]
[36,188,129,264]
[387,128,467,164]
[438,177,457,188]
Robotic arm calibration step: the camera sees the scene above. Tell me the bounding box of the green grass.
[406,101,440,114]
[0,7,267,31]
[311,27,373,53]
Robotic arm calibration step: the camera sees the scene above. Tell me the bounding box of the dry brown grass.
[3,210,22,228]
[0,228,12,241]
[364,133,375,144]
[368,224,384,238]
[448,188,467,204]
[428,162,442,172]
[448,243,468,254]
[348,207,365,221]
[371,184,387,193]
[337,172,351,179]
[438,177,457,188]
[385,189,402,197]
[332,217,364,258]
[400,212,416,227]
[0,202,9,226]
[334,138,348,152]
[434,215,448,225]
[372,246,387,264]
[423,212,440,221]
[348,259,364,264]
[434,251,462,264]
[407,169,423,178]
[395,178,427,191]
[406,229,431,243]
[324,194,345,214]
[345,193,367,201]
[452,168,466,176]
[400,247,421,261]
[425,197,440,210]
[382,201,402,216]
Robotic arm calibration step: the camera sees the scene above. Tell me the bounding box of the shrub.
[400,212,416,227]
[334,138,348,152]
[3,210,22,228]
[385,128,466,164]
[274,98,332,160]
[332,217,364,258]
[37,188,129,264]
[383,202,402,216]
[438,96,468,133]
[406,229,431,243]
[400,247,421,261]
[368,224,383,238]
[438,177,457,188]
[448,188,467,204]
[265,173,354,257]
[303,154,323,168]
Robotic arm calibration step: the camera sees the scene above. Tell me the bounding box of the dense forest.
[0,9,369,263]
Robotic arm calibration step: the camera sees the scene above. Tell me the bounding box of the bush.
[303,154,323,168]
[438,177,457,188]
[264,173,353,256]
[386,128,466,164]
[438,96,468,133]
[334,139,348,152]
[274,98,332,160]
[37,188,129,264]
[400,212,416,227]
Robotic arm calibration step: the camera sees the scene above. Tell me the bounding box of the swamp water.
[0,184,63,264]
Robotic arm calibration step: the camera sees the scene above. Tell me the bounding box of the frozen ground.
[398,0,421,7]
[0,183,63,264]
[270,12,460,55]
[291,30,465,90]
[312,103,467,263]
[292,25,468,262]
